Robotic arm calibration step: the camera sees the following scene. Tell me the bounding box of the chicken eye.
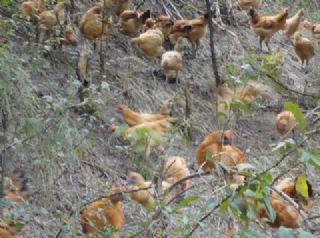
[94,8,102,14]
[222,136,232,145]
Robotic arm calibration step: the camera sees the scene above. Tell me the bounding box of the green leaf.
[115,124,128,136]
[284,102,305,134]
[172,195,200,213]
[278,227,295,238]
[271,138,296,152]
[201,198,216,212]
[236,163,256,172]
[226,63,239,76]
[298,229,318,238]
[219,199,230,214]
[263,195,276,222]
[295,174,309,200]
[246,229,272,238]
[300,150,320,172]
[86,137,96,149]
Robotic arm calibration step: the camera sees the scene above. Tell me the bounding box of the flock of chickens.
[0,0,317,237]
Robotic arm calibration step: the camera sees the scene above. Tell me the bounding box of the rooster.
[248,7,290,52]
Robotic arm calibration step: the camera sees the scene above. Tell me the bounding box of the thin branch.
[256,68,320,99]
[135,0,146,10]
[205,0,221,86]
[187,192,233,237]
[167,171,211,194]
[99,0,107,75]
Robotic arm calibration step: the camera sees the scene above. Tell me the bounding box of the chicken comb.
[224,130,235,140]
[107,123,117,133]
[114,102,124,110]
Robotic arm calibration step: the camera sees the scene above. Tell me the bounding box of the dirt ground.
[1,0,320,237]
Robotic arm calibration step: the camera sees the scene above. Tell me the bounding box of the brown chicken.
[126,171,156,211]
[170,13,209,57]
[217,81,262,104]
[283,9,304,40]
[155,15,173,38]
[38,2,66,42]
[161,51,183,82]
[196,130,245,185]
[216,81,264,119]
[109,0,131,18]
[248,7,290,52]
[236,0,261,9]
[247,176,312,229]
[20,0,45,18]
[114,103,177,127]
[0,225,15,238]
[79,5,114,48]
[77,49,89,83]
[0,169,28,238]
[255,195,302,228]
[303,20,320,42]
[131,29,164,58]
[276,111,296,135]
[120,10,150,34]
[163,156,190,189]
[159,98,174,115]
[293,31,315,72]
[143,18,156,32]
[4,169,28,203]
[108,118,175,137]
[60,24,78,46]
[273,177,313,209]
[80,187,125,238]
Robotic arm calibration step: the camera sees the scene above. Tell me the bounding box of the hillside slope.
[0,0,319,237]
